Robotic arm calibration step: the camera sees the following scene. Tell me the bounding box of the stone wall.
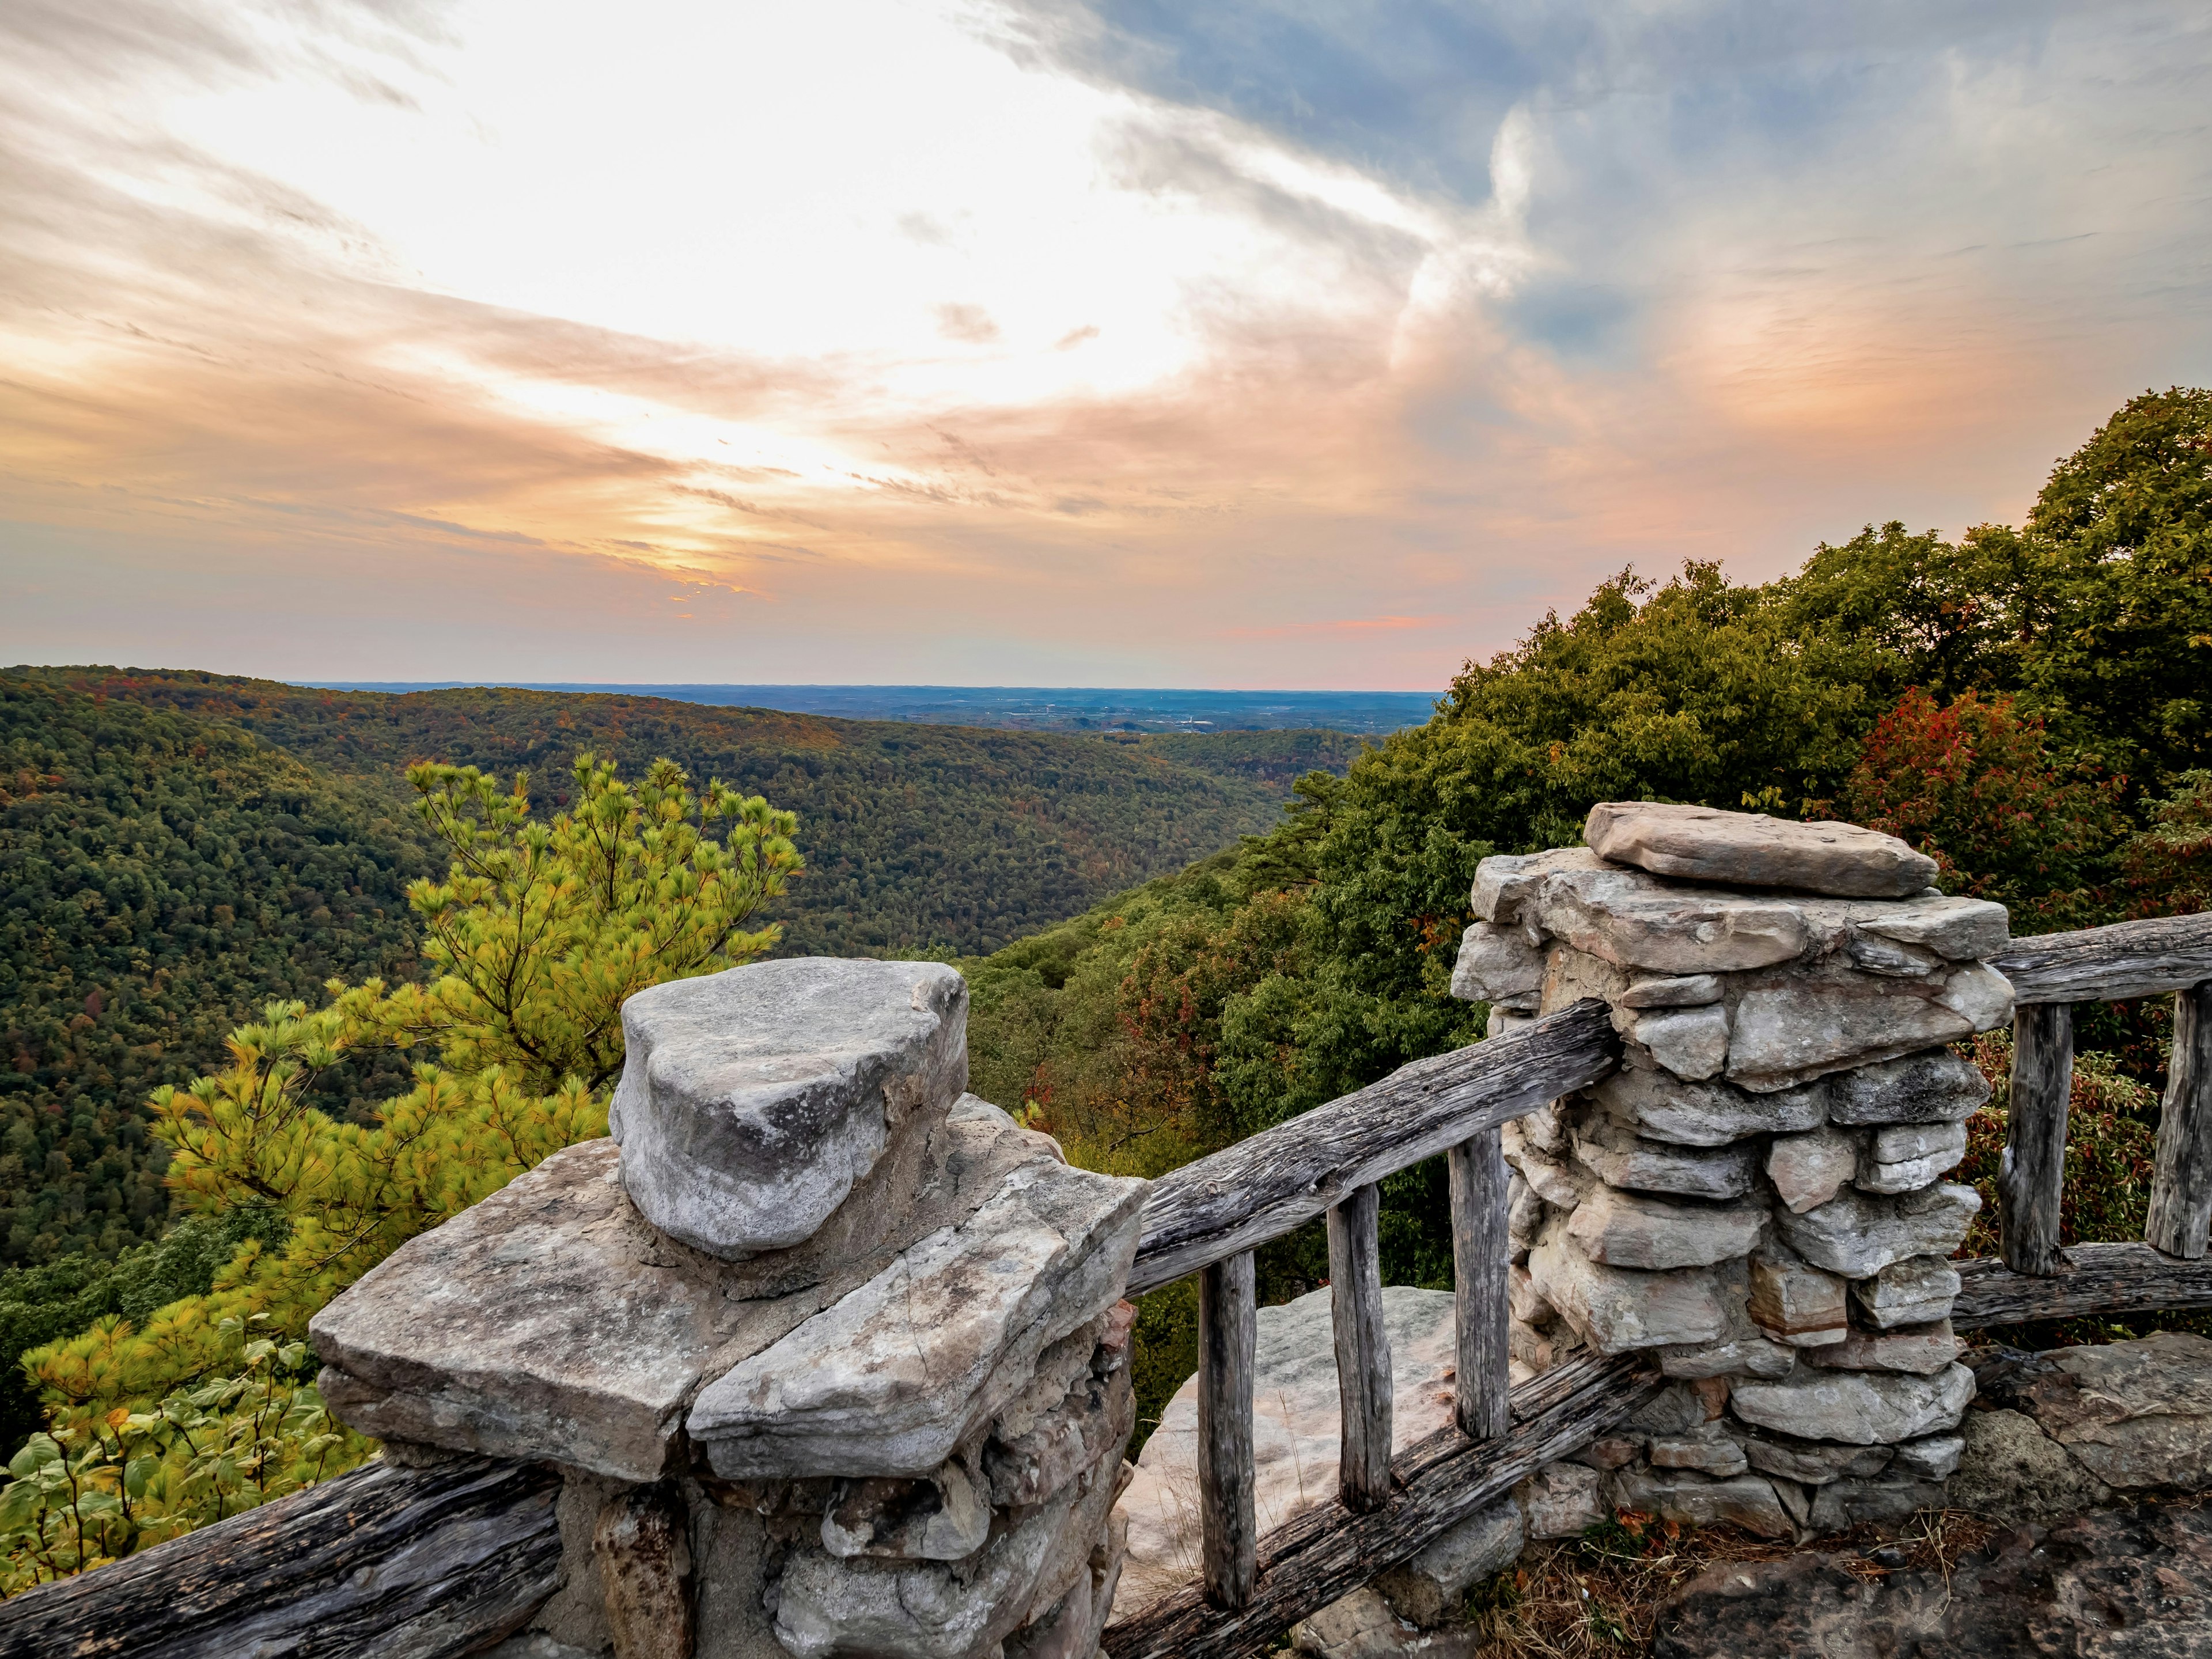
[310,958,1149,1659]
[1455,803,2008,1539]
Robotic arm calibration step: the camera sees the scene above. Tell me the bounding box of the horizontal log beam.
[0,1454,562,1659]
[1953,1241,2212,1330]
[1100,1350,1660,1659]
[1127,1001,1620,1295]
[1993,913,2212,1005]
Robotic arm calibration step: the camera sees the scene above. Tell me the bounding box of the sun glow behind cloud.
[2,0,2209,685]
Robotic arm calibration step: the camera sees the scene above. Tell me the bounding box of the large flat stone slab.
[1584,803,1938,899]
[313,1100,1066,1483]
[610,959,969,1259]
[688,1156,1146,1479]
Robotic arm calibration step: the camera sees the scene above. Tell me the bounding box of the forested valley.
[1,385,2206,1588]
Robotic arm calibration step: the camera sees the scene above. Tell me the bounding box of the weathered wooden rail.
[7,914,2211,1659]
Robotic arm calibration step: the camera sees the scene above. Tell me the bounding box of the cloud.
[1,0,2209,691]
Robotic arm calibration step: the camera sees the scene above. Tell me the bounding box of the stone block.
[1628,1005,1731,1080]
[1747,1250,1847,1346]
[1508,1263,1555,1327]
[1591,1065,1825,1149]
[1535,871,1810,976]
[610,959,968,1259]
[1501,1121,1584,1208]
[1827,1048,1991,1126]
[1804,1472,1945,1532]
[1566,1185,1766,1270]
[1740,1430,1892,1486]
[1621,974,1725,1009]
[1572,1121,1758,1201]
[1649,1424,1749,1478]
[1772,1183,1979,1279]
[1728,1362,1974,1446]
[1848,1256,1961,1328]
[1527,1233,1730,1354]
[1609,1468,1793,1538]
[1506,1172,1541,1258]
[1857,1118,1971,1193]
[1889,1433,1963,1479]
[1582,802,1938,899]
[1851,896,2008,960]
[315,1105,1063,1482]
[1657,1337,1797,1380]
[1374,1498,1525,1626]
[2021,1329,2212,1491]
[1517,1461,1605,1539]
[823,1459,994,1562]
[1804,1320,1959,1376]
[1449,921,1546,1004]
[1946,1407,2113,1524]
[1726,966,2012,1092]
[1470,847,1603,928]
[1765,1128,1858,1215]
[691,1154,1146,1479]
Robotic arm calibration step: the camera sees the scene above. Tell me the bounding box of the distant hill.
[0,667,1370,1266]
[303,682,1440,736]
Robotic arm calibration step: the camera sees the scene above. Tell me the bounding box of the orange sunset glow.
[4,0,2210,687]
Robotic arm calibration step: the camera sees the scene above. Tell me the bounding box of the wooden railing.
[1105,912,2212,1659]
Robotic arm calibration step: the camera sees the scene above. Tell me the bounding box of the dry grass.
[1454,1508,1999,1657]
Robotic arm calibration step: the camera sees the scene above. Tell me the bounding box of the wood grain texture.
[1199,1251,1258,1609]
[1448,1129,1512,1441]
[1993,913,2212,1005]
[1128,1001,1619,1295]
[2148,984,2212,1260]
[1325,1184,1392,1512]
[1101,1351,1661,1659]
[0,1455,562,1659]
[1953,1241,2212,1330]
[1999,1001,2074,1277]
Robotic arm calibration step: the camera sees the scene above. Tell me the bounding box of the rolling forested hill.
[0,669,1366,1265]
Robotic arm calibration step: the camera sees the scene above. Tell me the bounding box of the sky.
[2,1,2209,690]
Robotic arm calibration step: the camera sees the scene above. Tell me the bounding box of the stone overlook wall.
[310,959,1150,1659]
[1456,804,2010,1537]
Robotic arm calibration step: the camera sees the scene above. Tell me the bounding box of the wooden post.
[1448,1128,1512,1440]
[1198,1251,1257,1608]
[1999,1001,2074,1275]
[1325,1183,1392,1511]
[2149,984,2212,1261]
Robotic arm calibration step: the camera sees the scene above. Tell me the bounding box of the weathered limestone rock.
[1290,1586,1476,1657]
[1572,1121,1758,1201]
[1854,1121,1968,1194]
[1725,965,2011,1092]
[1765,1128,1857,1214]
[1584,802,1938,899]
[1627,1005,1730,1080]
[1747,1249,1847,1347]
[1516,1461,1605,1539]
[1805,1321,1958,1376]
[1657,1336,1796,1381]
[690,1157,1145,1479]
[1565,1185,1765,1271]
[1527,1233,1730,1354]
[1890,1433,1963,1479]
[1804,1472,1944,1532]
[1591,1066,1825,1149]
[1947,1407,2114,1522]
[1847,1256,1960,1328]
[1535,872,1811,976]
[1851,896,2009,960]
[1501,1120,1585,1209]
[2011,1329,2212,1491]
[1647,1423,1749,1478]
[1825,1048,1990,1126]
[1609,1468,1791,1538]
[1728,1363,1974,1446]
[1449,921,1545,1007]
[821,1459,994,1561]
[1772,1183,1980,1279]
[1621,974,1725,1009]
[1738,1430,1891,1486]
[610,959,969,1259]
[1373,1499,1524,1626]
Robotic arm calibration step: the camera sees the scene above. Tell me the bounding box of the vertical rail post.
[1448,1128,1512,1440]
[1198,1250,1257,1608]
[2149,983,2212,1260]
[1325,1183,1392,1511]
[1999,1001,2074,1275]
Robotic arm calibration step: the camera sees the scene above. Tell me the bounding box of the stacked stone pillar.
[310,959,1148,1659]
[1453,804,2009,1536]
